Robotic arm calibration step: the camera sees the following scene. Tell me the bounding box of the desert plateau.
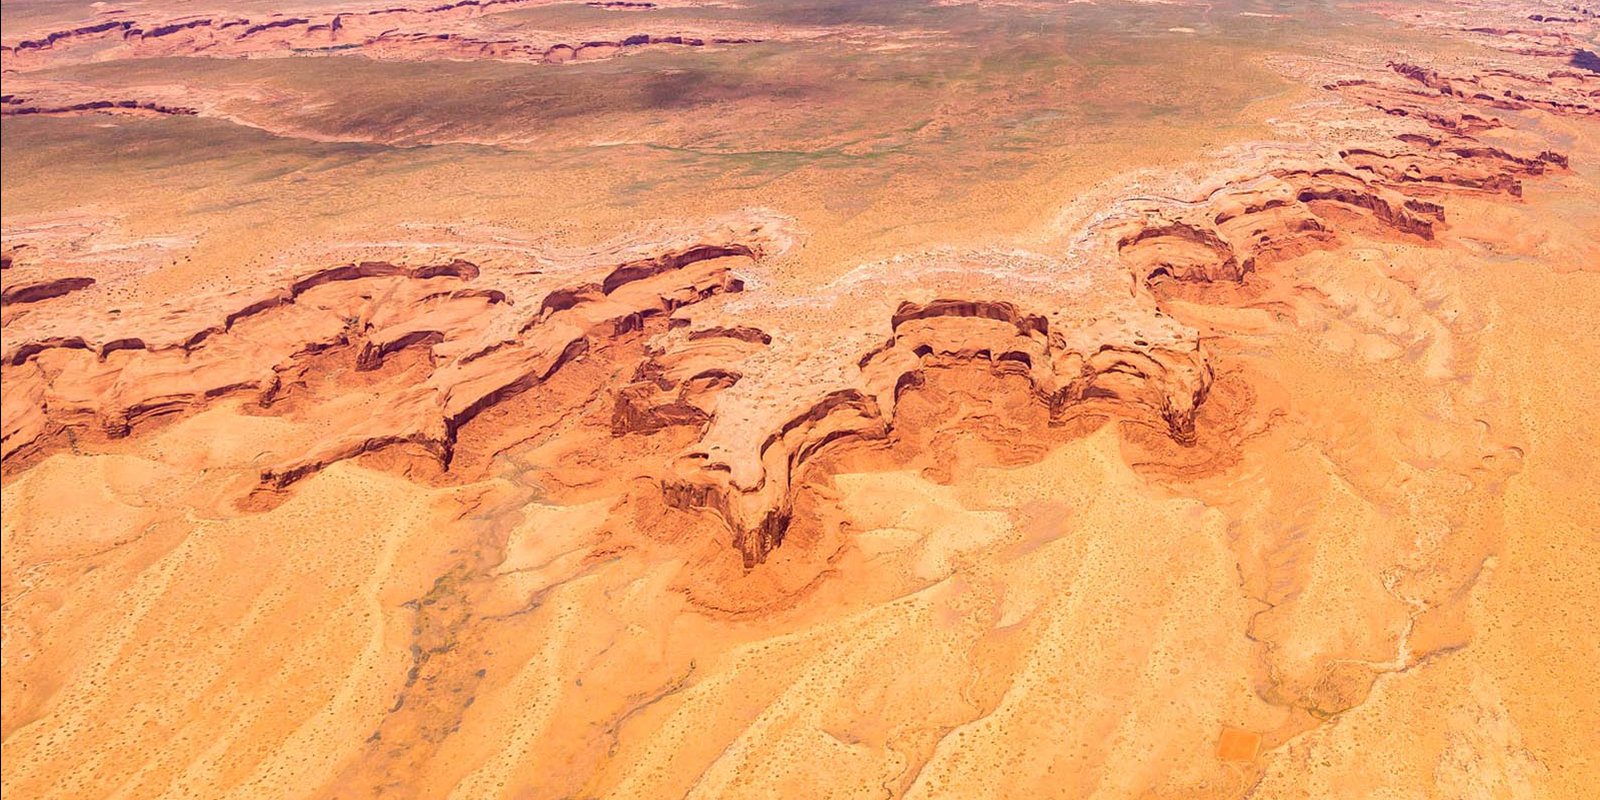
[2,0,1598,797]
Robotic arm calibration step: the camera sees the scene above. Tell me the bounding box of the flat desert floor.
[2,0,1597,797]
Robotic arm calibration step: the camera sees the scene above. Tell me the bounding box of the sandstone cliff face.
[3,2,1598,797]
[0,0,780,72]
[633,263,1213,565]
[0,224,774,473]
[1111,56,1591,299]
[1,224,1213,569]
[3,37,1590,571]
[1,93,198,117]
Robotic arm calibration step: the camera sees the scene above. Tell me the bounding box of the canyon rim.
[2,0,1598,797]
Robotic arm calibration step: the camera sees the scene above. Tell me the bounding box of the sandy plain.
[2,0,1598,797]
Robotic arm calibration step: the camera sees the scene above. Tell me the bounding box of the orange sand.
[3,0,1598,797]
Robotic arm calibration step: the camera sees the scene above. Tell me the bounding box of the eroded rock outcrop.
[2,225,1214,570]
[3,4,1596,795]
[0,35,1585,587]
[0,0,778,71]
[1112,166,1439,289]
[1387,60,1599,117]
[1112,67,1574,292]
[5,36,1579,569]
[615,253,1212,565]
[0,93,198,118]
[0,219,784,473]
[0,276,97,306]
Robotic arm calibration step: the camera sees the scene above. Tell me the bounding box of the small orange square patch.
[1216,726,1261,762]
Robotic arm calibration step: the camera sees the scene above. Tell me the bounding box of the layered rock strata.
[2,39,1592,573]
[0,0,782,71]
[626,257,1212,564]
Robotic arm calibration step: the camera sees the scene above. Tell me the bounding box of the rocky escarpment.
[1114,168,1435,288]
[1,276,97,307]
[594,243,1215,565]
[1,93,197,117]
[656,300,1203,569]
[1080,36,1592,763]
[582,103,1575,566]
[1357,0,1600,107]
[1372,0,1600,62]
[0,237,766,471]
[355,31,758,64]
[1111,144,1565,290]
[2,41,1589,573]
[2,215,1213,569]
[4,48,1586,568]
[1113,59,1581,294]
[0,0,771,71]
[1386,60,1598,117]
[3,8,1596,797]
